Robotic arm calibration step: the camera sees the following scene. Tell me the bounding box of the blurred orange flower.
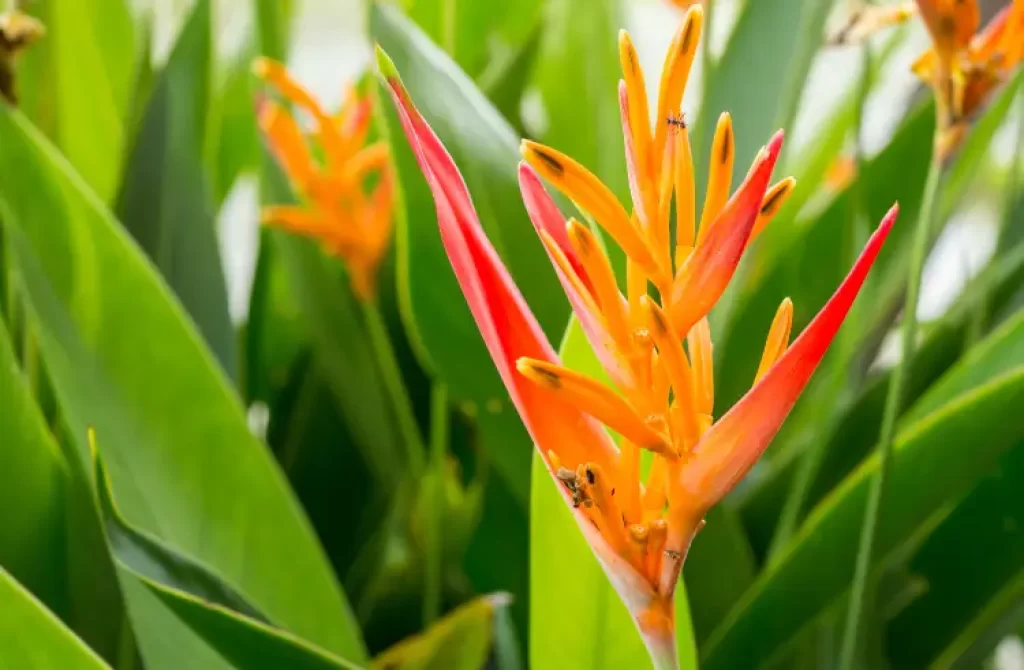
[253,57,393,301]
[827,2,917,46]
[382,5,898,667]
[912,0,1024,156]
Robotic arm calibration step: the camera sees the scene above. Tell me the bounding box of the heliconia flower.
[253,57,394,301]
[379,6,897,667]
[911,0,1024,156]
[826,2,917,46]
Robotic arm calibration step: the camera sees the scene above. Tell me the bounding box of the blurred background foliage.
[0,0,1022,668]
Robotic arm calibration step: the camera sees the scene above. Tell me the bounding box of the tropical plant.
[0,0,1021,669]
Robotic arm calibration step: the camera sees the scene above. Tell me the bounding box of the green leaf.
[885,439,1024,666]
[681,505,757,644]
[17,0,135,202]
[530,320,696,670]
[0,567,110,670]
[701,369,1024,668]
[402,0,542,81]
[92,443,268,623]
[927,568,1024,668]
[373,2,569,502]
[259,153,408,489]
[371,594,511,670]
[0,106,366,661]
[115,567,364,670]
[0,316,66,611]
[0,314,126,662]
[207,50,261,205]
[116,0,235,379]
[695,0,815,196]
[528,0,625,276]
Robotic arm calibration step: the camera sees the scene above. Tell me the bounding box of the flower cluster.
[254,57,394,300]
[912,0,1024,155]
[381,5,897,666]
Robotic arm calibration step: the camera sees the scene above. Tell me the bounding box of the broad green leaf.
[371,594,511,670]
[116,568,364,670]
[701,369,1024,668]
[0,106,366,661]
[18,0,135,202]
[402,0,542,81]
[885,440,1024,666]
[0,317,126,661]
[373,2,569,502]
[528,0,625,276]
[694,0,817,197]
[928,568,1024,669]
[117,0,235,379]
[207,50,261,205]
[530,320,696,670]
[92,445,267,622]
[0,317,65,610]
[481,23,542,135]
[0,567,110,670]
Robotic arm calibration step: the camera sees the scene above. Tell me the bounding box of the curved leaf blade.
[0,106,366,661]
[0,567,110,670]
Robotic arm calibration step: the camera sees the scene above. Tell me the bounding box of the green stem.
[838,148,944,670]
[769,40,875,559]
[422,382,448,626]
[441,0,457,57]
[363,298,425,474]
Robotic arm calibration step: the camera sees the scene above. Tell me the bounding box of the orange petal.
[653,6,702,173]
[258,100,316,195]
[680,204,899,509]
[753,297,793,384]
[915,0,980,61]
[696,112,735,246]
[619,80,658,237]
[519,165,635,388]
[670,130,785,336]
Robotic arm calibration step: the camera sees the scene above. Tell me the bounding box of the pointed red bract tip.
[670,129,785,335]
[681,202,898,509]
[381,61,619,477]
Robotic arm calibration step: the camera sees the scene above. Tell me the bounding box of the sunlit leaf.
[371,594,511,670]
[0,105,366,661]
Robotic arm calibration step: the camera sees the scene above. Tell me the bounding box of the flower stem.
[838,147,943,670]
[422,382,448,626]
[363,297,426,474]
